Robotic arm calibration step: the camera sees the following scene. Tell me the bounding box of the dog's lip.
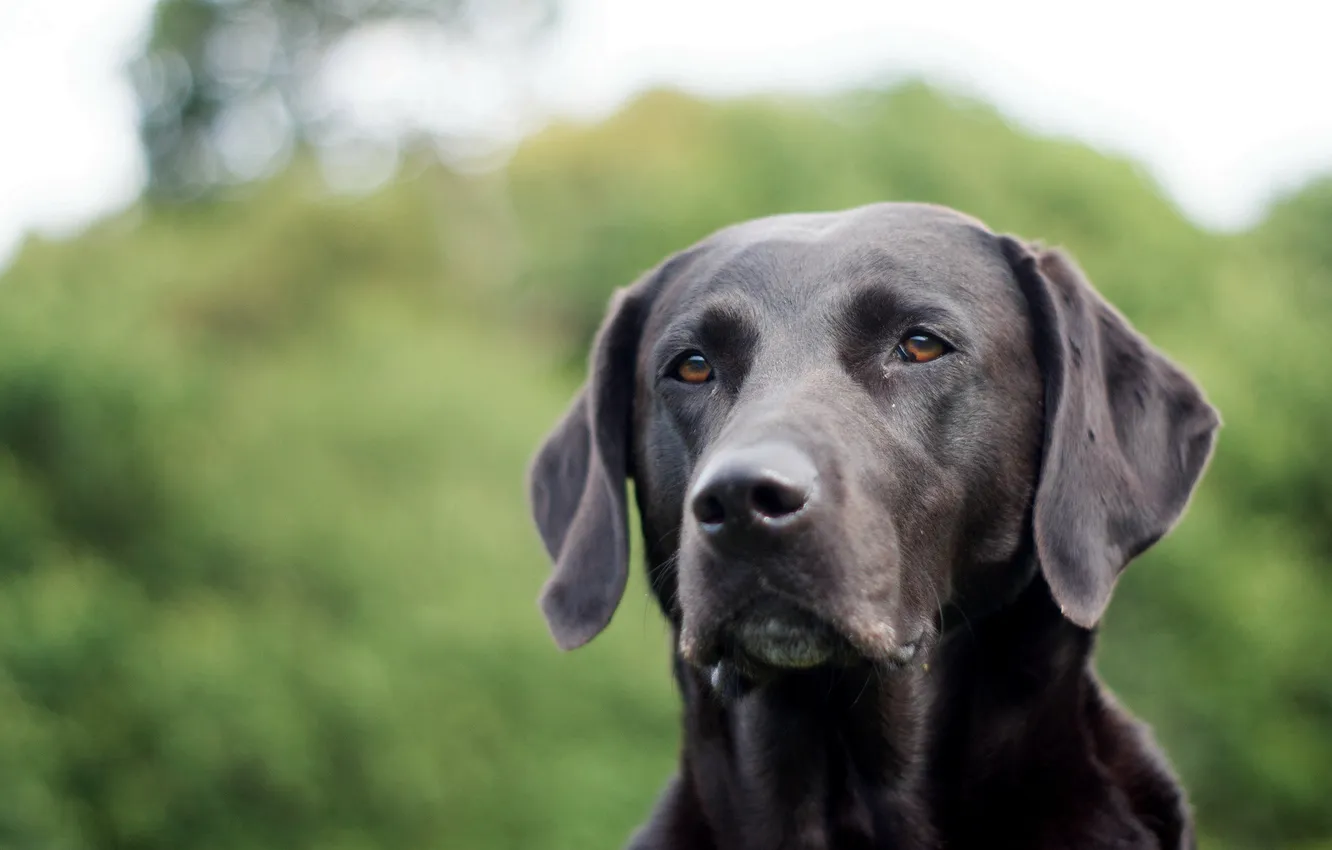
[732,606,844,669]
[708,599,927,679]
[689,597,927,677]
[884,634,923,665]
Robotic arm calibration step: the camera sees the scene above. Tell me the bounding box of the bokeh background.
[1,2,1330,848]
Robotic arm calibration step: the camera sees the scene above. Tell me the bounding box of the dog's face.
[528,203,1218,681]
[633,208,1042,675]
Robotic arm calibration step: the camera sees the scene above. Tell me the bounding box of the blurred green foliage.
[1,83,1329,849]
[131,0,556,196]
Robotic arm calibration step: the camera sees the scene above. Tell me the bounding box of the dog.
[527,203,1219,849]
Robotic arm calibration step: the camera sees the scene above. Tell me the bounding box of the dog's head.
[527,203,1218,681]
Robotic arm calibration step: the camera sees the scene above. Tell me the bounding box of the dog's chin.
[685,598,927,687]
[730,609,848,673]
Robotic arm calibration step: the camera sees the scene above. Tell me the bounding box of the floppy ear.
[1002,238,1220,628]
[528,283,654,650]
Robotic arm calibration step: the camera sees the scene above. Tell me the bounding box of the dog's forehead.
[658,203,1012,316]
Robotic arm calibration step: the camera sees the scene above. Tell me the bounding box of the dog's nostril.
[694,494,727,526]
[750,481,807,519]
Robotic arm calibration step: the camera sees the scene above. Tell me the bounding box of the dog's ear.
[1001,238,1220,628]
[528,278,660,650]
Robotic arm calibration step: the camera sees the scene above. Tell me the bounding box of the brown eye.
[897,333,950,363]
[674,353,713,384]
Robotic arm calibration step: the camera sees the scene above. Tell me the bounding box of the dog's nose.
[690,443,816,536]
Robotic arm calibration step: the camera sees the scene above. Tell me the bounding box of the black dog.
[527,203,1219,849]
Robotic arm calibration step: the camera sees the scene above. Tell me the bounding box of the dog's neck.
[928,579,1187,848]
[643,577,1177,850]
[928,579,1105,844]
[661,654,937,850]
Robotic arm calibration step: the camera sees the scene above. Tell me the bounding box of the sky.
[2,0,1330,268]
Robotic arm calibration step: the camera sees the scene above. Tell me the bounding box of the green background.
[2,84,1329,849]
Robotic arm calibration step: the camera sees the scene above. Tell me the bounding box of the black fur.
[528,203,1219,849]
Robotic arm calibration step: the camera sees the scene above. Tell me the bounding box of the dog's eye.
[896,333,951,364]
[673,353,714,384]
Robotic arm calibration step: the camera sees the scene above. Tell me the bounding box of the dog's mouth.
[691,597,925,684]
[731,603,850,670]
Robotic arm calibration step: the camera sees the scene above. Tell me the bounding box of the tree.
[129,0,556,198]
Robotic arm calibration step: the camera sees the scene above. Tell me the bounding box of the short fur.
[527,203,1219,849]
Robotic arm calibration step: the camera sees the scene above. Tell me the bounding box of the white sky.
[2,0,1331,269]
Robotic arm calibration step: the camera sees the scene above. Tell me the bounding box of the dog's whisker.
[643,552,681,633]
[849,665,874,710]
